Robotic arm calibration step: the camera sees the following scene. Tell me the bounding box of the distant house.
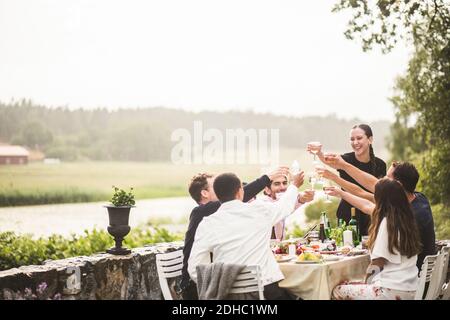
[0,145,30,165]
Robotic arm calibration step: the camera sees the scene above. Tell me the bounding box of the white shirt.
[370,218,419,291]
[188,185,299,286]
[260,193,302,240]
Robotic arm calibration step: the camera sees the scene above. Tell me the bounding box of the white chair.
[415,246,450,300]
[415,254,439,300]
[228,265,264,300]
[155,250,183,300]
[438,245,450,299]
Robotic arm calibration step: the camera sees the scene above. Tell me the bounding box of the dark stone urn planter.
[104,205,134,255]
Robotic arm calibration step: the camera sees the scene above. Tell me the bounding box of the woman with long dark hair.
[309,124,386,236]
[332,178,422,300]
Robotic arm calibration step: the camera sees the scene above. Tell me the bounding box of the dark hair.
[392,161,420,194]
[367,178,422,258]
[352,124,376,175]
[213,173,242,203]
[188,173,213,204]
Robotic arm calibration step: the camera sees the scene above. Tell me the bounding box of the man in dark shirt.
[410,192,436,269]
[180,167,289,299]
[323,157,436,271]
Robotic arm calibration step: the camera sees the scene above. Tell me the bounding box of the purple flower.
[52,293,62,300]
[37,282,47,294]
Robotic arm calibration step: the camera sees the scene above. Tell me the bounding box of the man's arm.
[325,187,375,215]
[187,221,214,283]
[342,161,379,193]
[317,168,375,203]
[243,175,270,202]
[323,154,379,193]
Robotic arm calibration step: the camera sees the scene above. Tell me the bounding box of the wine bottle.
[319,213,326,242]
[349,207,359,246]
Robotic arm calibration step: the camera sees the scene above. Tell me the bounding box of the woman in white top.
[332,178,422,300]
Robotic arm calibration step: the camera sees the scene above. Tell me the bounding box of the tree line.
[0,100,390,162]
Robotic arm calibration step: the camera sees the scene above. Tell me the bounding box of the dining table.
[278,254,371,300]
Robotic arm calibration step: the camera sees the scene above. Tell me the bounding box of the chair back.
[415,254,439,300]
[155,250,183,300]
[438,245,450,299]
[229,265,264,300]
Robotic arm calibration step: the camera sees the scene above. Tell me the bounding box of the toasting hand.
[322,153,346,170]
[291,171,305,189]
[267,166,290,181]
[298,190,315,204]
[323,186,343,198]
[315,167,338,181]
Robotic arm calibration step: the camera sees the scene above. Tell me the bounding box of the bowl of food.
[339,246,352,255]
[296,252,322,264]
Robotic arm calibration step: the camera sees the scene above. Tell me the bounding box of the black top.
[337,152,386,236]
[411,192,436,270]
[180,174,271,288]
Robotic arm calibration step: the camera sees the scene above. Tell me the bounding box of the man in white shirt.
[188,170,305,299]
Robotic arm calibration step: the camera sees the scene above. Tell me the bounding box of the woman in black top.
[315,124,386,236]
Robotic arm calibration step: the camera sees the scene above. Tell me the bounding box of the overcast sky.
[0,0,412,121]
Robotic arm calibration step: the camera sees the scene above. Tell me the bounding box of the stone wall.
[0,242,183,300]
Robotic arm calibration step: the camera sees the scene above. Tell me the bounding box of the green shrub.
[432,204,450,240]
[304,199,339,226]
[285,223,307,239]
[110,186,135,206]
[0,225,182,271]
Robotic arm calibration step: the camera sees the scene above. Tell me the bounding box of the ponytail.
[369,144,377,176]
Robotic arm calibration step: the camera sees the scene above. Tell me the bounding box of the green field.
[0,161,262,206]
[0,148,378,207]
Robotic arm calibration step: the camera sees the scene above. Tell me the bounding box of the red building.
[0,145,29,165]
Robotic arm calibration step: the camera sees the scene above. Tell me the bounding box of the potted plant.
[104,186,135,255]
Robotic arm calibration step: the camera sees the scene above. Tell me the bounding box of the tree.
[333,0,450,237]
[12,121,54,150]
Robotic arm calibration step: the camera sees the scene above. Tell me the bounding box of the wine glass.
[323,183,333,204]
[290,160,300,176]
[308,172,317,191]
[315,163,325,185]
[307,141,322,164]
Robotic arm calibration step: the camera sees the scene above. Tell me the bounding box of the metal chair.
[155,250,183,300]
[229,265,264,300]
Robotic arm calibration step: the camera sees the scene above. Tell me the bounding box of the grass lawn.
[0,148,357,206]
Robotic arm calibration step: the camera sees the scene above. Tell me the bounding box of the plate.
[347,249,368,256]
[295,260,321,264]
[322,255,341,261]
[274,255,293,262]
[319,250,338,255]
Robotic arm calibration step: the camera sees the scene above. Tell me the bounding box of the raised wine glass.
[308,172,317,191]
[307,141,322,164]
[315,163,325,185]
[323,182,333,204]
[290,160,300,176]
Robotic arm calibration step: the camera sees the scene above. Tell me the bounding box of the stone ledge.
[0,242,184,300]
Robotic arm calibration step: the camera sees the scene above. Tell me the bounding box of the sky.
[0,0,412,121]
